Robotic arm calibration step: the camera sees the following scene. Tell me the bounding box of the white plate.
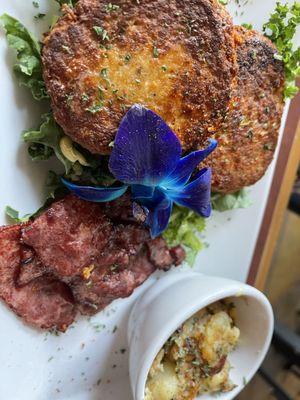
[0,1,297,399]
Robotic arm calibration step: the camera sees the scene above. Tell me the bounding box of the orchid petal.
[145,197,173,238]
[166,168,212,217]
[131,184,155,201]
[133,186,165,208]
[109,105,182,186]
[62,178,128,202]
[162,139,217,188]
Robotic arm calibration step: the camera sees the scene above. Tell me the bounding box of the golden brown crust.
[205,26,285,193]
[42,0,237,154]
[42,2,285,194]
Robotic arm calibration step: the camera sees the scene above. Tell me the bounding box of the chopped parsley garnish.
[186,21,192,34]
[263,2,300,99]
[124,54,131,63]
[110,263,119,271]
[66,94,74,106]
[55,0,78,7]
[153,46,159,58]
[92,323,106,332]
[86,102,104,114]
[161,65,168,71]
[235,0,250,4]
[246,130,253,139]
[81,93,89,102]
[105,3,120,13]
[263,143,273,151]
[98,86,105,99]
[93,26,110,41]
[32,1,39,8]
[218,0,229,5]
[241,23,253,30]
[62,44,72,54]
[34,13,46,20]
[100,68,109,78]
[99,43,112,50]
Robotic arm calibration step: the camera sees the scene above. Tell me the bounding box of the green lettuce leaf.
[263,2,300,99]
[5,206,32,223]
[5,171,68,223]
[0,13,48,100]
[22,113,116,185]
[22,114,72,173]
[27,143,54,161]
[211,189,252,212]
[44,170,69,200]
[163,206,206,266]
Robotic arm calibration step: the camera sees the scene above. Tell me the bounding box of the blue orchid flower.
[62,105,217,237]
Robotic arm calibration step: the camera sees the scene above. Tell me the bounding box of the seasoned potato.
[146,361,179,400]
[201,360,236,393]
[145,301,240,400]
[201,311,240,365]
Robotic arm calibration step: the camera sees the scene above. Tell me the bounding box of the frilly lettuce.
[163,190,252,265]
[211,189,252,212]
[22,113,116,186]
[22,113,72,173]
[163,205,206,266]
[263,2,300,99]
[5,206,32,223]
[0,14,48,100]
[5,171,68,223]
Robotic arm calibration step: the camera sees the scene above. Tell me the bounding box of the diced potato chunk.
[146,361,179,400]
[145,301,240,400]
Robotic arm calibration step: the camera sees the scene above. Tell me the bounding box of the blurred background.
[237,169,300,398]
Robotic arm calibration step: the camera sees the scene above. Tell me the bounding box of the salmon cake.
[204,27,285,193]
[42,0,237,155]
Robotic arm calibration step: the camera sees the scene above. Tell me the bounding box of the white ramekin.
[128,271,274,400]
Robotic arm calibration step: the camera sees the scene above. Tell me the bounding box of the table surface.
[248,89,300,289]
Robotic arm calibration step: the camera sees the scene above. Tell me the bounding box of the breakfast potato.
[146,361,179,400]
[145,301,240,400]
